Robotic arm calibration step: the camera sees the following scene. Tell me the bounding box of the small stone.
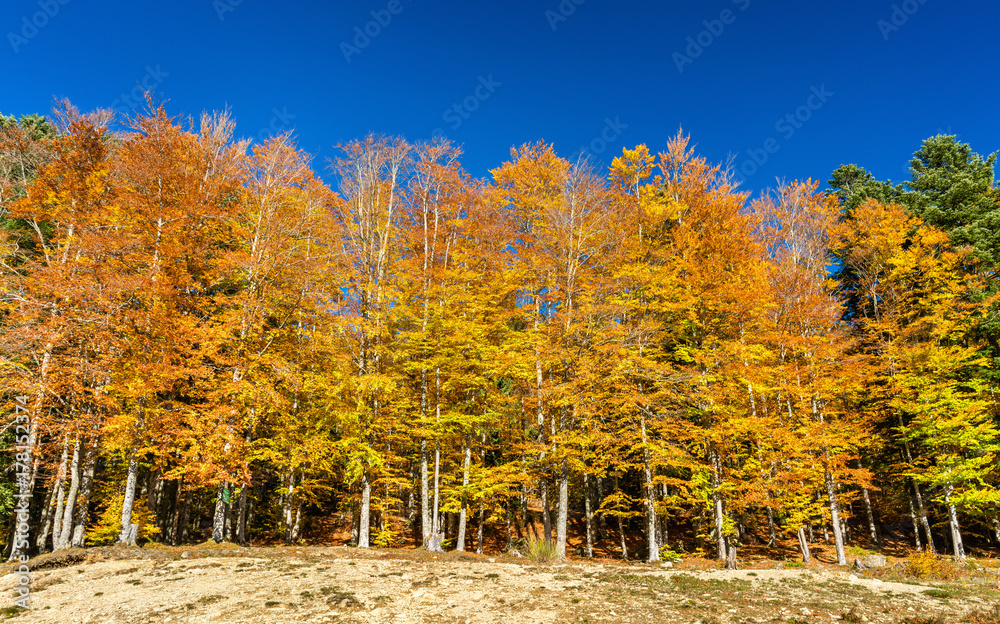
[180,551,190,559]
[848,574,859,582]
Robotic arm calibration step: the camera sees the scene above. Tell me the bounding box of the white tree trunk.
[476,506,485,554]
[358,473,371,548]
[583,472,593,558]
[71,440,97,548]
[56,437,81,550]
[642,417,658,562]
[944,485,964,559]
[861,485,879,546]
[618,515,628,560]
[36,478,59,553]
[913,482,936,554]
[430,440,442,550]
[420,438,430,547]
[457,436,471,552]
[50,438,71,551]
[212,482,227,543]
[797,526,811,564]
[556,459,568,559]
[117,453,140,545]
[709,446,727,561]
[824,467,847,565]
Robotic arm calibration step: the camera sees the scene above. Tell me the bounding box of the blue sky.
[2,0,997,196]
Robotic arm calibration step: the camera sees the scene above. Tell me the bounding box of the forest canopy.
[2,100,998,566]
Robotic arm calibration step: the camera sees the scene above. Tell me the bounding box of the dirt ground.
[3,545,1000,624]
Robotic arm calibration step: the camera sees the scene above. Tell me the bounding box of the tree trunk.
[597,477,606,538]
[212,482,228,543]
[117,453,140,545]
[658,484,669,551]
[583,472,593,558]
[430,367,443,545]
[913,481,936,554]
[432,439,442,537]
[71,439,98,548]
[358,472,371,548]
[56,437,81,550]
[541,478,553,543]
[476,506,485,555]
[457,435,471,552]
[70,439,97,548]
[282,470,295,543]
[420,438,430,547]
[48,438,72,552]
[944,485,964,559]
[170,478,184,546]
[642,417,658,562]
[237,482,249,546]
[179,489,192,543]
[993,517,1000,545]
[556,458,569,559]
[350,499,359,545]
[797,526,811,564]
[766,505,777,548]
[901,428,936,554]
[861,484,880,546]
[824,467,847,565]
[618,515,628,560]
[725,536,738,570]
[291,500,303,543]
[37,481,59,553]
[709,445,727,561]
[908,496,922,551]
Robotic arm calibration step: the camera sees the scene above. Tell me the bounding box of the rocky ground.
[3,545,999,623]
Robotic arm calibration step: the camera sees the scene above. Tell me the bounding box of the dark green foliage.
[907,135,1000,268]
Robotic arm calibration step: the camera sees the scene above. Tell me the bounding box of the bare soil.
[3,545,999,623]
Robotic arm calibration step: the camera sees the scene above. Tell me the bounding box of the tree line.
[1,101,998,565]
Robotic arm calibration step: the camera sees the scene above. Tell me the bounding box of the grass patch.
[525,537,560,564]
[0,606,27,619]
[921,588,952,600]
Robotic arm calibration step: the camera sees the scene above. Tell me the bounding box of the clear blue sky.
[2,0,997,195]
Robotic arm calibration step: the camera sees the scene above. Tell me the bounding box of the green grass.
[525,537,560,563]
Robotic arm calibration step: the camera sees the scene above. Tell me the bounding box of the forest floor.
[3,543,1000,624]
